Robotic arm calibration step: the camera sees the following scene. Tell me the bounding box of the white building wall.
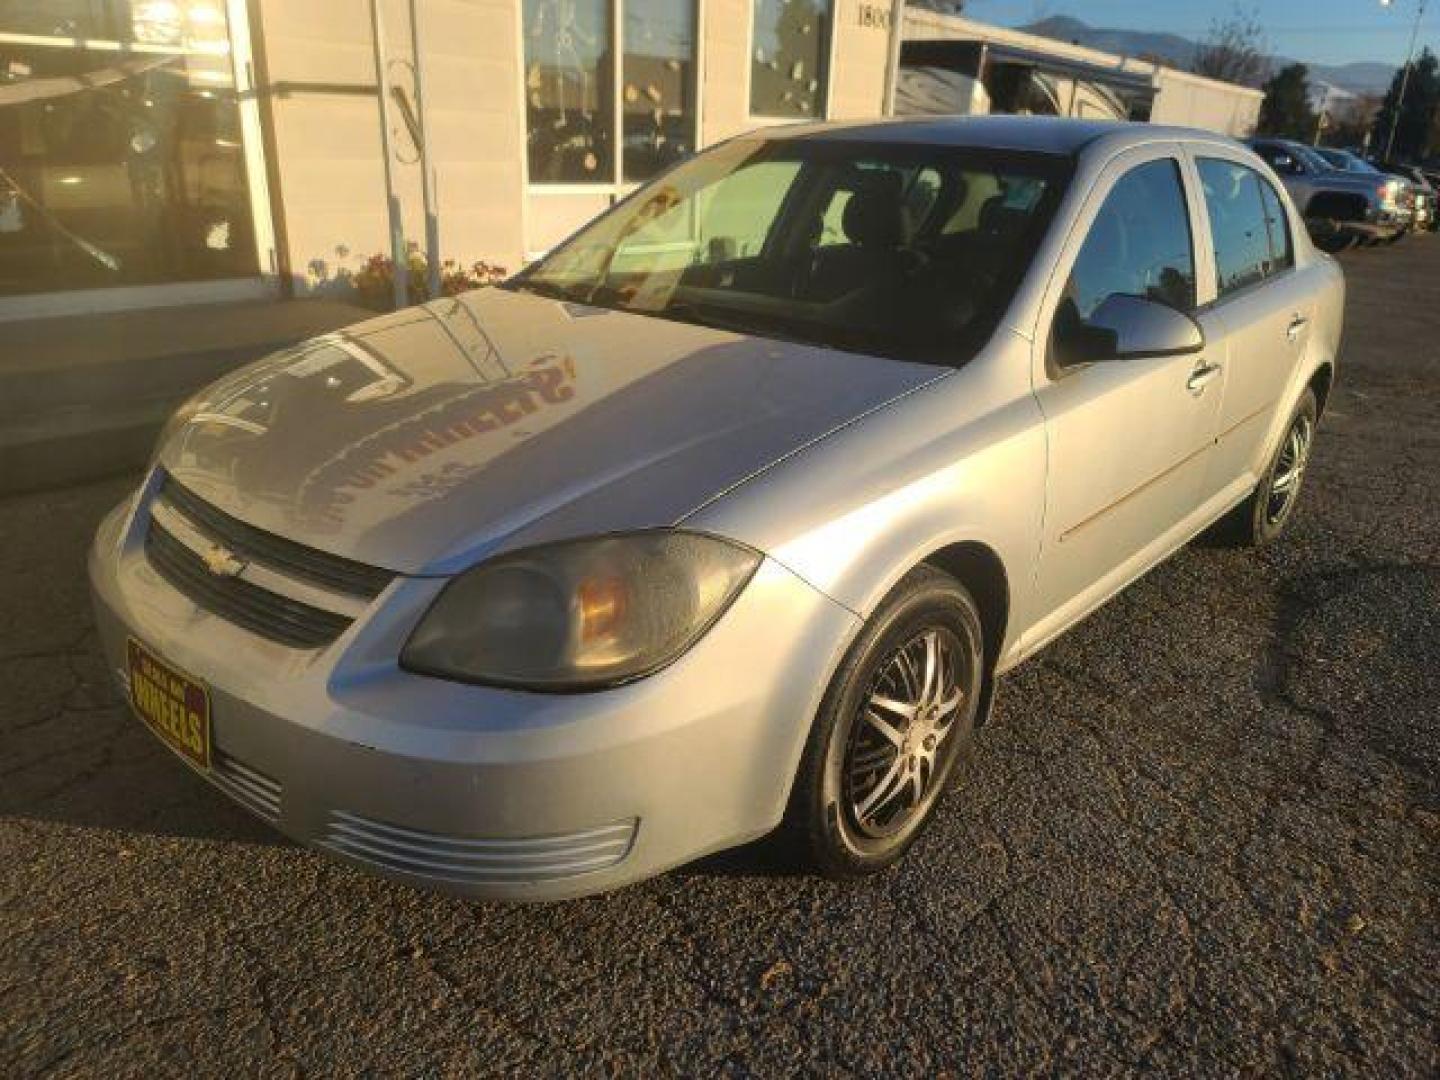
[254,0,525,291]
[1152,69,1262,137]
[248,1,905,280]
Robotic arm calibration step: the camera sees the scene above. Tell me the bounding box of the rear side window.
[1258,178,1294,273]
[1065,157,1196,320]
[1197,158,1290,299]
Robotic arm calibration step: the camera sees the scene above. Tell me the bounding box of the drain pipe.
[408,0,441,299]
[369,0,407,310]
[883,0,906,115]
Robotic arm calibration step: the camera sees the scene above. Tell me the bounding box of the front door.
[1026,148,1225,645]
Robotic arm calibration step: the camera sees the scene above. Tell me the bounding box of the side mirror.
[1058,294,1205,366]
[1273,153,1299,174]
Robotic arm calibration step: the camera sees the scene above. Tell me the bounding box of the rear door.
[1190,152,1314,499]
[1026,145,1225,641]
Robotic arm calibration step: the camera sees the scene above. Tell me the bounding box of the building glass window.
[523,0,613,183]
[750,0,830,119]
[0,1,258,297]
[524,0,697,186]
[621,0,695,182]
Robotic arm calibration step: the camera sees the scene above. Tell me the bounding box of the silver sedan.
[90,117,1343,900]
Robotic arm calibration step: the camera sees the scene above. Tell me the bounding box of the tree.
[1371,47,1440,162]
[1192,4,1270,87]
[1259,64,1317,140]
[1324,93,1383,150]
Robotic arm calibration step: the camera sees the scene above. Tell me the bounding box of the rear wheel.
[787,566,985,878]
[1216,388,1318,548]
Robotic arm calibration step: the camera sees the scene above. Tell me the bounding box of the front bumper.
[89,491,859,901]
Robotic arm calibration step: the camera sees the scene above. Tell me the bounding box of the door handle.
[1187,362,1222,392]
[1286,315,1309,342]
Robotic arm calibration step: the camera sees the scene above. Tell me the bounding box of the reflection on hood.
[164,288,944,574]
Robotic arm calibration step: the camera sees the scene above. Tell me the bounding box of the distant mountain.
[1020,15,1395,96]
[1309,63,1395,97]
[1023,16,1200,69]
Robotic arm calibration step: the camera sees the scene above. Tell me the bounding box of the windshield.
[508,138,1071,365]
[1317,148,1378,174]
[1289,144,1333,172]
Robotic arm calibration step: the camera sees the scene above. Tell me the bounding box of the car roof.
[757,115,1245,158]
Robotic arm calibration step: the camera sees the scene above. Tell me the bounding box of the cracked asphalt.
[3,240,1438,1077]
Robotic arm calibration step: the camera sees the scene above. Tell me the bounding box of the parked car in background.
[1374,162,1438,233]
[91,119,1343,901]
[1250,138,1410,250]
[1312,147,1419,239]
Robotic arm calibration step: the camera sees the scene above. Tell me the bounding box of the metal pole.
[1384,0,1428,163]
[369,0,408,310]
[408,0,441,299]
[882,0,905,115]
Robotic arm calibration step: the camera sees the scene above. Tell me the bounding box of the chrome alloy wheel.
[1266,413,1314,526]
[843,627,967,839]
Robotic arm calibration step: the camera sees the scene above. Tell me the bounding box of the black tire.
[1215,388,1318,548]
[785,565,986,878]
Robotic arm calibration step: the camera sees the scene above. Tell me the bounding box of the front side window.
[1197,158,1283,299]
[523,0,698,185]
[510,138,1070,365]
[1062,158,1196,324]
[750,0,831,119]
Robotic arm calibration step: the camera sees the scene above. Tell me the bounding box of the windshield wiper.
[506,278,591,303]
[663,302,825,349]
[658,302,751,333]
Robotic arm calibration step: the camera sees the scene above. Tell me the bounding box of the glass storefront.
[621,0,696,182]
[523,0,696,186]
[750,0,830,119]
[0,1,259,297]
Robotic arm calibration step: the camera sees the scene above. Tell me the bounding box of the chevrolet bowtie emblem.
[202,543,247,578]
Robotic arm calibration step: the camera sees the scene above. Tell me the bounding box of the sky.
[961,0,1438,67]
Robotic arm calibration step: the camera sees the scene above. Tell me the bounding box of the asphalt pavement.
[2,240,1437,1076]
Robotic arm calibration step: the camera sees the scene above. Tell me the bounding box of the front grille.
[146,521,353,648]
[211,752,283,824]
[143,475,396,649]
[319,812,637,885]
[159,478,393,598]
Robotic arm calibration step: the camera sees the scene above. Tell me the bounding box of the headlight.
[401,531,761,690]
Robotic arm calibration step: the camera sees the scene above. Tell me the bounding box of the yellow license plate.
[128,638,211,770]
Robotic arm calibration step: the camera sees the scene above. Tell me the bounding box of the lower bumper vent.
[211,753,283,825]
[319,812,636,884]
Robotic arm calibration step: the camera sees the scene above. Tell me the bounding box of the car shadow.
[673,831,813,883]
[6,701,289,847]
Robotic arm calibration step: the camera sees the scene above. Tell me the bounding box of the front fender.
[686,367,1046,666]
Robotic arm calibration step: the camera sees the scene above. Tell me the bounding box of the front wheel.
[786,566,986,878]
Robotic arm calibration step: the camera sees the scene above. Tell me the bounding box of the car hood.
[160,288,944,575]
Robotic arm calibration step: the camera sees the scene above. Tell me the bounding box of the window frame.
[521,0,704,195]
[1040,145,1207,380]
[744,0,837,125]
[1193,153,1298,308]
